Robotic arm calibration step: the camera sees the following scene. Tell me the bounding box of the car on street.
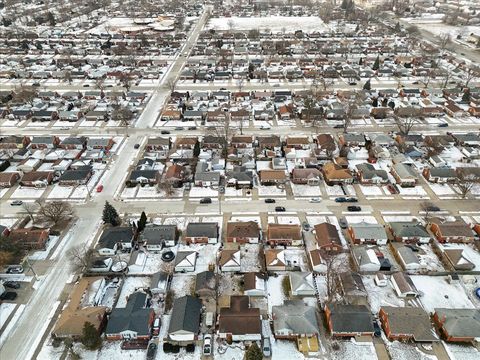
[264,198,276,203]
[134,143,140,149]
[152,317,161,336]
[260,125,271,130]
[262,337,272,357]
[0,292,17,301]
[3,281,20,289]
[302,221,311,231]
[333,124,344,129]
[82,84,90,87]
[32,82,41,87]
[347,206,362,212]
[11,200,23,206]
[275,206,286,212]
[6,265,23,274]
[339,218,348,229]
[187,126,197,130]
[146,342,157,360]
[335,197,347,203]
[174,126,184,130]
[309,198,321,203]
[426,205,440,212]
[200,197,212,204]
[438,123,449,127]
[346,197,358,202]
[207,126,216,130]
[96,185,104,193]
[203,334,212,356]
[160,130,170,134]
[373,321,382,337]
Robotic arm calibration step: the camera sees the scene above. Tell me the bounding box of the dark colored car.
[0,292,17,301]
[302,222,311,231]
[347,206,362,212]
[333,124,344,129]
[373,321,382,337]
[200,197,212,204]
[174,126,184,130]
[265,198,276,203]
[426,205,440,212]
[438,123,449,127]
[134,143,140,149]
[187,126,197,130]
[275,206,286,212]
[3,281,20,289]
[161,130,170,134]
[6,265,23,274]
[335,197,347,203]
[11,200,23,206]
[147,343,157,360]
[346,197,358,203]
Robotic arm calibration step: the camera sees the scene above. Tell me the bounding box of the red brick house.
[379,306,437,342]
[0,172,20,187]
[314,223,342,253]
[226,221,260,244]
[429,220,475,243]
[267,224,303,246]
[8,228,50,250]
[433,308,480,343]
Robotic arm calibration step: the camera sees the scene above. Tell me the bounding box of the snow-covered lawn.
[362,275,405,313]
[345,215,378,224]
[425,182,456,197]
[121,186,138,198]
[386,341,436,360]
[417,245,445,272]
[206,16,330,32]
[277,216,301,225]
[47,185,74,199]
[0,217,19,228]
[324,184,345,197]
[128,251,164,275]
[331,339,378,360]
[0,303,16,330]
[116,277,150,307]
[439,243,480,270]
[258,185,286,197]
[291,184,321,197]
[241,244,262,273]
[230,215,261,225]
[267,274,286,312]
[445,343,480,360]
[189,186,218,198]
[271,339,308,360]
[359,185,384,196]
[11,186,46,199]
[136,185,162,198]
[411,276,474,313]
[28,236,59,261]
[177,243,221,274]
[398,185,428,198]
[163,216,199,232]
[169,274,194,299]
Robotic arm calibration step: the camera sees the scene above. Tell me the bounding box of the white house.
[391,272,419,298]
[352,247,381,272]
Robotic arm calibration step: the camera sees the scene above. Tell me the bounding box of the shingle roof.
[273,300,320,335]
[168,295,202,334]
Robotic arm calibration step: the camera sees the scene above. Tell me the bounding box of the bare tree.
[68,245,94,271]
[213,113,235,158]
[227,19,234,33]
[394,115,418,136]
[63,70,72,84]
[22,202,39,222]
[111,104,134,135]
[94,77,106,92]
[156,180,176,197]
[420,201,436,224]
[464,65,479,88]
[455,169,479,199]
[37,201,74,226]
[118,71,133,93]
[438,33,451,55]
[12,85,38,105]
[236,78,244,93]
[325,254,342,303]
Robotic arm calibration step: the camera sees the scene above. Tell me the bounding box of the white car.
[203,334,212,355]
[260,125,271,130]
[309,198,321,203]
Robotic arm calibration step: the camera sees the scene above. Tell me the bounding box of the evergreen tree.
[138,211,147,232]
[358,57,363,66]
[363,79,371,91]
[341,0,348,10]
[193,141,200,157]
[372,55,380,71]
[81,322,102,350]
[462,88,471,103]
[245,342,263,360]
[395,22,401,33]
[47,12,56,26]
[102,201,120,226]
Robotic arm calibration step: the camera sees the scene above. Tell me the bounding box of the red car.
[96,185,104,193]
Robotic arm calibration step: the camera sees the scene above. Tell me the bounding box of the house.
[168,295,202,342]
[351,246,381,272]
[265,249,286,271]
[218,296,262,342]
[105,292,155,340]
[195,271,216,298]
[30,136,60,149]
[379,306,437,342]
[219,249,241,272]
[349,223,388,245]
[0,172,20,187]
[243,272,267,297]
[194,162,220,187]
[0,135,30,149]
[390,272,419,298]
[391,163,418,187]
[339,133,365,147]
[355,163,389,185]
[20,171,53,187]
[58,166,93,186]
[291,168,322,185]
[88,257,113,273]
[267,224,303,246]
[322,162,354,185]
[443,249,475,271]
[316,134,337,157]
[96,227,133,256]
[225,221,260,244]
[259,170,287,185]
[8,228,50,251]
[150,271,170,296]
[174,251,197,272]
[325,304,374,337]
[288,272,315,296]
[314,223,342,253]
[429,220,475,243]
[164,164,187,186]
[52,277,108,339]
[389,221,431,244]
[184,222,219,244]
[87,138,114,151]
[59,137,87,150]
[338,272,368,306]
[309,249,326,273]
[272,300,320,339]
[140,224,177,250]
[127,170,159,186]
[433,308,480,343]
[391,243,423,271]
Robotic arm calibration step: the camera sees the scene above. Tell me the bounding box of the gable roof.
[185,222,218,238]
[218,296,261,335]
[273,300,320,335]
[381,306,437,341]
[105,292,153,336]
[168,295,202,334]
[226,221,259,238]
[350,223,387,240]
[389,221,430,238]
[434,308,480,339]
[327,304,374,334]
[314,223,341,247]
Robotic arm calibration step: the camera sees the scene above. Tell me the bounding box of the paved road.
[0,7,211,360]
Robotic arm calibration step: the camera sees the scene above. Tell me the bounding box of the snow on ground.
[136,185,162,198]
[189,186,218,198]
[411,276,474,313]
[291,184,321,197]
[128,251,164,275]
[230,215,261,224]
[177,243,221,273]
[163,216,199,231]
[306,215,328,226]
[241,244,262,273]
[382,215,418,222]
[425,182,456,197]
[417,245,445,272]
[206,16,330,32]
[362,275,405,313]
[10,186,46,199]
[258,185,286,197]
[331,339,378,360]
[47,185,74,199]
[0,217,19,228]
[28,235,59,260]
[386,341,437,360]
[359,185,384,196]
[271,339,307,360]
[444,343,480,360]
[37,340,63,360]
[345,215,378,224]
[0,305,25,348]
[0,303,16,330]
[325,184,345,197]
[439,243,480,270]
[116,277,150,307]
[121,186,138,198]
[202,216,223,238]
[277,216,300,225]
[398,185,428,198]
[267,274,286,312]
[169,274,194,298]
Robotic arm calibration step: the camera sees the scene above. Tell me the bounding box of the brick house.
[429,220,475,243]
[267,224,303,246]
[225,221,260,244]
[314,223,342,253]
[8,228,50,250]
[379,306,437,342]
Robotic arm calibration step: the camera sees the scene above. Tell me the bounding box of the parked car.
[309,198,321,203]
[152,317,161,336]
[302,221,311,231]
[264,198,276,203]
[373,321,382,337]
[174,126,184,130]
[6,265,23,274]
[339,218,348,229]
[11,200,23,206]
[96,185,104,193]
[347,206,362,212]
[387,184,397,194]
[346,197,358,202]
[161,130,170,134]
[0,292,17,301]
[200,197,212,204]
[438,123,449,127]
[188,126,197,130]
[146,343,157,360]
[3,281,20,289]
[203,334,212,356]
[134,143,140,149]
[262,337,272,357]
[333,124,344,129]
[207,126,216,130]
[275,206,286,212]
[425,205,440,212]
[335,197,347,203]
[260,125,271,130]
[205,312,214,327]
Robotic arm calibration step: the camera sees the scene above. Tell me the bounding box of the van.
[205,312,214,327]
